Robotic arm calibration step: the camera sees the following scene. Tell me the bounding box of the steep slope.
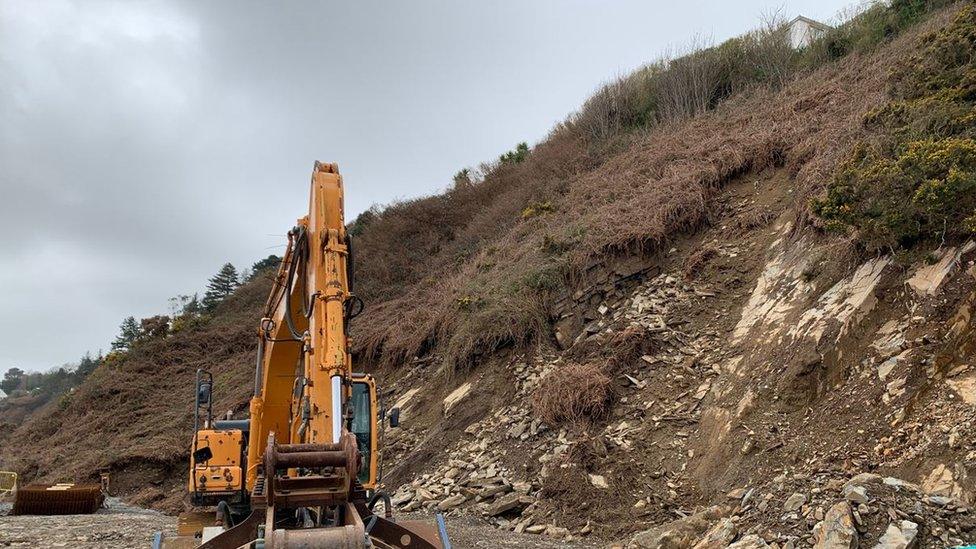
[374,5,976,547]
[1,3,974,548]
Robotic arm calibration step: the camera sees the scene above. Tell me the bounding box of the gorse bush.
[813,5,976,250]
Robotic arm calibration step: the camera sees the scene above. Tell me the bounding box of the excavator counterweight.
[155,163,448,549]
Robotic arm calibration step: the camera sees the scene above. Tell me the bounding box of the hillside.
[0,275,270,509]
[3,2,976,547]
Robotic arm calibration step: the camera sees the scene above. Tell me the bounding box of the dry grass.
[682,244,719,280]
[532,362,613,426]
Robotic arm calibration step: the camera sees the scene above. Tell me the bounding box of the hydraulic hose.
[282,228,307,340]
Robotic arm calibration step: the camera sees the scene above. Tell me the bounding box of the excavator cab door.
[350,374,379,489]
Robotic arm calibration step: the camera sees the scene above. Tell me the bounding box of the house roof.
[788,15,834,32]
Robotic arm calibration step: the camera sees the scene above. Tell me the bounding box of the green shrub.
[813,4,976,250]
[813,138,976,248]
[524,263,566,292]
[803,0,954,64]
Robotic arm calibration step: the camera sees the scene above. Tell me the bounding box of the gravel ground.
[0,501,604,549]
[405,512,605,548]
[0,498,175,548]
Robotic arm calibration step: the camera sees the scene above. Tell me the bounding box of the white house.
[0,388,6,399]
[787,16,833,49]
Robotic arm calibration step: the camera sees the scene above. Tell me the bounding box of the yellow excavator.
[155,162,449,548]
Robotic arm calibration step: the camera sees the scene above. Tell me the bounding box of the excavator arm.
[161,163,448,549]
[246,162,352,490]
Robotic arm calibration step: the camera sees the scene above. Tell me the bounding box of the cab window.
[351,381,371,484]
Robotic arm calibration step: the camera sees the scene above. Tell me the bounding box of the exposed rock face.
[381,80,976,546]
[921,463,970,504]
[906,243,975,296]
[443,382,472,414]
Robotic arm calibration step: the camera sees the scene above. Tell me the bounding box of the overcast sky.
[1,0,852,372]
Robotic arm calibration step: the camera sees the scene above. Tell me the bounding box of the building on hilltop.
[787,15,833,49]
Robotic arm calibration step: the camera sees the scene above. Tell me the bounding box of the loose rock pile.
[391,354,593,540]
[625,471,976,548]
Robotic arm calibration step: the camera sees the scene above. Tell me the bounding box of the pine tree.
[202,263,239,311]
[111,316,141,351]
[250,255,282,275]
[77,352,99,376]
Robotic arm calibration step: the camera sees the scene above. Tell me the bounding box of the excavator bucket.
[12,483,104,515]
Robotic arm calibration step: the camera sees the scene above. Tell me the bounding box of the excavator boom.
[157,163,447,549]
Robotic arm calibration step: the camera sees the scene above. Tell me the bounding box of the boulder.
[812,501,858,549]
[844,473,882,491]
[437,494,466,511]
[871,520,918,549]
[691,518,737,549]
[487,492,533,517]
[727,534,770,549]
[784,493,807,512]
[843,485,870,505]
[627,506,729,549]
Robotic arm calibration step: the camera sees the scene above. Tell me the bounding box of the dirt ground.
[0,502,603,549]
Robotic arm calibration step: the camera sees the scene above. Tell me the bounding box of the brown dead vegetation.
[532,362,613,426]
[682,245,719,280]
[352,21,905,372]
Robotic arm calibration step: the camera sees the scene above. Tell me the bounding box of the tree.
[1,367,24,394]
[499,142,530,165]
[169,293,202,317]
[250,255,282,276]
[452,168,473,190]
[348,207,379,237]
[76,352,99,377]
[111,316,141,351]
[202,263,239,311]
